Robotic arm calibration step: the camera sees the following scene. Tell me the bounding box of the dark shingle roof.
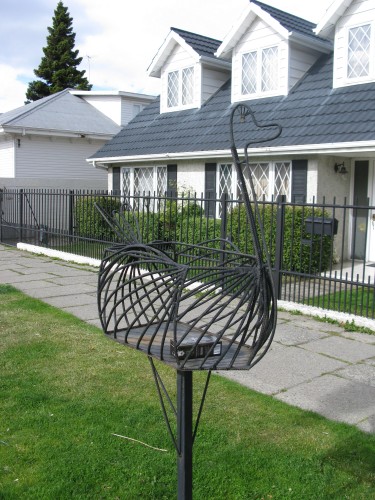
[92,53,375,160]
[251,0,325,42]
[171,27,222,58]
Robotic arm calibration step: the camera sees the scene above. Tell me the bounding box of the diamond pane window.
[348,24,371,79]
[242,52,257,95]
[122,168,131,197]
[261,46,278,92]
[274,162,291,199]
[251,163,270,199]
[240,163,269,200]
[157,166,167,196]
[167,71,179,108]
[134,167,154,195]
[182,67,194,105]
[219,164,232,217]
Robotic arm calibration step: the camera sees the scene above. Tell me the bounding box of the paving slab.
[63,304,100,321]
[20,283,95,299]
[44,293,98,308]
[335,364,375,387]
[0,270,60,283]
[11,279,61,291]
[222,343,347,395]
[46,275,98,286]
[301,335,375,363]
[273,322,328,346]
[275,374,375,428]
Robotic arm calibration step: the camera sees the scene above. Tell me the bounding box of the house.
[0,89,155,190]
[90,0,375,264]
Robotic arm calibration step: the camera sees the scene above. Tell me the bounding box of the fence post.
[219,194,228,292]
[0,189,3,243]
[273,195,286,300]
[69,190,74,238]
[220,193,228,244]
[19,188,24,242]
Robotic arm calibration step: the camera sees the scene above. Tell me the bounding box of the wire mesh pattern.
[97,104,281,370]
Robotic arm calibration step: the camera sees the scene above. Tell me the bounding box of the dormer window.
[347,24,371,79]
[241,46,279,96]
[167,66,195,109]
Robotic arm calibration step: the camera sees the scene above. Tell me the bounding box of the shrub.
[227,203,334,274]
[74,195,121,240]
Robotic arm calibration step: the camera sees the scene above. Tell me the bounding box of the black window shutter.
[167,164,177,197]
[205,163,217,218]
[112,167,121,195]
[291,160,307,203]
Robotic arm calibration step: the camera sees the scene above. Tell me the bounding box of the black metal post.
[0,189,3,243]
[273,194,286,299]
[69,190,74,238]
[19,188,24,242]
[177,370,193,500]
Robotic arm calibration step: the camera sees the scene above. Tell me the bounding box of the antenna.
[86,55,92,82]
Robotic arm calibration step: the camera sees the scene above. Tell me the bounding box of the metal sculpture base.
[177,370,193,500]
[96,103,282,499]
[149,358,212,500]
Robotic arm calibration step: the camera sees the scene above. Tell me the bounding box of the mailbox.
[305,216,338,236]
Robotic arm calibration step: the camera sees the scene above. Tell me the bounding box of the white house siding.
[121,98,149,126]
[160,44,199,113]
[201,67,230,103]
[315,156,351,203]
[79,95,123,125]
[333,0,375,88]
[231,17,288,103]
[0,137,15,178]
[289,43,322,90]
[4,135,107,190]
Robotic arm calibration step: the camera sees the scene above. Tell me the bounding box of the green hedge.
[227,204,334,274]
[73,196,334,274]
[74,196,121,240]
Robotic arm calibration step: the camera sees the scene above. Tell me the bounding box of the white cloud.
[0,0,333,112]
[0,65,28,113]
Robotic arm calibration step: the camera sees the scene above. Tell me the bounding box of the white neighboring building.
[0,89,155,190]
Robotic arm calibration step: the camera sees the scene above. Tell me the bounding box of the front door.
[352,161,369,260]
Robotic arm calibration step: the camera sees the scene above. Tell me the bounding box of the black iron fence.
[1,187,374,320]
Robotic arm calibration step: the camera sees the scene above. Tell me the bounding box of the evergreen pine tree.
[26,1,92,102]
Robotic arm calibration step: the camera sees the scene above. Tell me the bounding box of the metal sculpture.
[96,103,281,499]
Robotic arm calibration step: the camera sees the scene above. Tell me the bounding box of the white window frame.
[121,166,168,200]
[167,65,195,110]
[241,45,279,98]
[239,161,291,202]
[345,22,374,84]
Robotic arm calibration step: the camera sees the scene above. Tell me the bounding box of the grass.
[307,286,374,320]
[1,284,375,499]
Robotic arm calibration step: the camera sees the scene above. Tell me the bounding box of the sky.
[0,0,334,113]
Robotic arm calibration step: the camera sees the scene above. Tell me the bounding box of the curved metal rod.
[229,103,281,268]
[229,103,282,151]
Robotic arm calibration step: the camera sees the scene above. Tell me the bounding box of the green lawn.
[1,284,375,499]
[307,285,375,319]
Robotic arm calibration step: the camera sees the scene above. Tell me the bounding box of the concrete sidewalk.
[1,244,375,434]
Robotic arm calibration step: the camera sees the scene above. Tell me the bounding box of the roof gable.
[0,90,121,137]
[315,0,353,38]
[251,0,317,36]
[216,0,331,60]
[148,28,223,78]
